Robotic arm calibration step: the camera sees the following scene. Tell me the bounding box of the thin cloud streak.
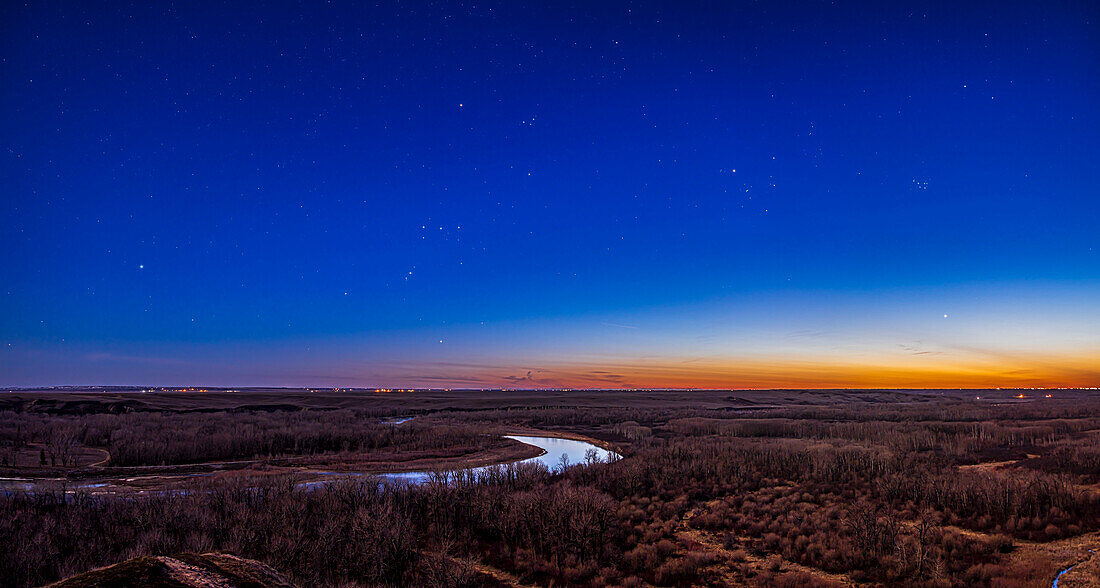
[265,348,1100,389]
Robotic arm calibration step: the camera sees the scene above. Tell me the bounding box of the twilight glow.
[2,2,1098,389]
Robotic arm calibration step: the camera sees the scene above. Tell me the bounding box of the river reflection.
[1,434,619,494]
[379,434,618,484]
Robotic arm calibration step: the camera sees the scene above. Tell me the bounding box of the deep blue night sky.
[2,1,1098,388]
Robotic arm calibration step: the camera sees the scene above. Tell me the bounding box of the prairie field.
[2,388,1099,587]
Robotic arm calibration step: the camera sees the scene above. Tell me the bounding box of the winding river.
[0,433,619,494]
[377,434,619,484]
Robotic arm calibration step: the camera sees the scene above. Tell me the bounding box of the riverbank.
[501,426,623,454]
[0,429,618,494]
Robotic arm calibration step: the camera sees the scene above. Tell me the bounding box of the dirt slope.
[46,552,294,588]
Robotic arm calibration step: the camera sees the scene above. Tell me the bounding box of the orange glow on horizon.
[396,350,1100,390]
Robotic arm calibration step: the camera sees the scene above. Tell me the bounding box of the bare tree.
[584,448,600,465]
[914,509,940,578]
[557,452,570,472]
[46,426,78,467]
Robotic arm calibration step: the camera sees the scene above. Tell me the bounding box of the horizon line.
[4,385,1097,392]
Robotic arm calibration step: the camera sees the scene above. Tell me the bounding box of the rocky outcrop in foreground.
[46,552,294,588]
